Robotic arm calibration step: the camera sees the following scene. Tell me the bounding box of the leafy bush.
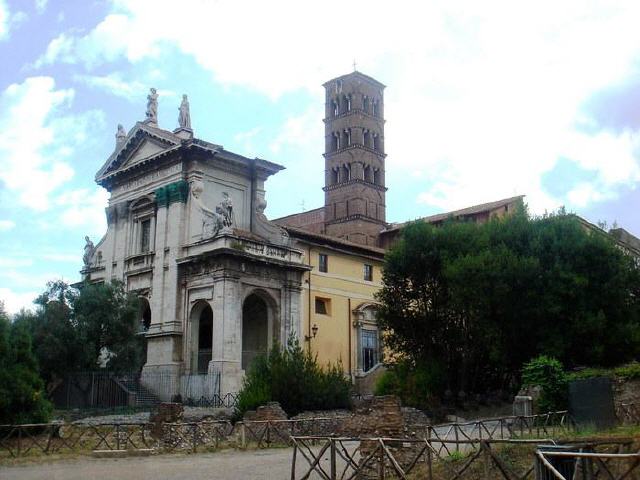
[235,337,351,418]
[0,304,52,424]
[521,356,567,412]
[374,360,443,410]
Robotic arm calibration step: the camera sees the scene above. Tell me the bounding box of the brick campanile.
[323,71,387,246]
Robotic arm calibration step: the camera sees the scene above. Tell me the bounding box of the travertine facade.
[82,91,308,395]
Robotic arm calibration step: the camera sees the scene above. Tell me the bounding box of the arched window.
[331,167,339,184]
[331,132,339,151]
[332,99,339,117]
[139,297,151,332]
[373,133,380,152]
[342,164,351,182]
[353,304,381,374]
[363,130,371,148]
[363,164,372,183]
[373,168,381,185]
[363,95,369,113]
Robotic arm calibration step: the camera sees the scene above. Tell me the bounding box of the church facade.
[82,71,535,398]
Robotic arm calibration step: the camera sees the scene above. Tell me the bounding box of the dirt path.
[0,448,306,480]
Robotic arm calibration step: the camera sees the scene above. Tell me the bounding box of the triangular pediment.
[96,122,182,183]
[121,137,170,169]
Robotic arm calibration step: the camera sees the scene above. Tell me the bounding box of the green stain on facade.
[156,180,189,207]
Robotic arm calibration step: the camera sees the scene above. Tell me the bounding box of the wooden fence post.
[241,422,246,449]
[330,438,336,480]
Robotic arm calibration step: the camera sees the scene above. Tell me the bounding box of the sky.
[1,0,640,314]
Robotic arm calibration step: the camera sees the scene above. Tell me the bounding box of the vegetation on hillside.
[0,302,52,424]
[376,206,640,404]
[236,337,351,418]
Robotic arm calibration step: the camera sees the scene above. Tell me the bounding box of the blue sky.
[1,0,640,313]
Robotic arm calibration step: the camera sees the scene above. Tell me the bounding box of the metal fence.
[51,371,226,409]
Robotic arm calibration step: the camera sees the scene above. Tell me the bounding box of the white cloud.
[33,33,76,67]
[55,187,109,236]
[35,0,47,14]
[0,0,9,40]
[0,220,15,231]
[36,0,640,214]
[270,106,322,154]
[0,288,38,315]
[74,72,147,100]
[0,77,104,212]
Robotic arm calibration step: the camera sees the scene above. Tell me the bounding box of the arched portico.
[190,301,213,374]
[241,290,277,370]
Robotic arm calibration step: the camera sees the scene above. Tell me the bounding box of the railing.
[0,423,156,458]
[409,410,572,457]
[238,417,344,448]
[290,436,640,480]
[161,421,234,453]
[536,448,640,480]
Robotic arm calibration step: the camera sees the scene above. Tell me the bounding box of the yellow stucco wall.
[296,241,384,378]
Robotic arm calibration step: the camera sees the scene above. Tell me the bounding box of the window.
[319,253,328,273]
[361,329,379,372]
[140,219,151,253]
[315,297,330,315]
[363,264,373,281]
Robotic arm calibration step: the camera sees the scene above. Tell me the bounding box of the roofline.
[272,206,325,223]
[323,70,386,89]
[382,195,526,233]
[283,225,386,258]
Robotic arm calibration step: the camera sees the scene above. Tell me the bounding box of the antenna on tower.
[353,59,357,71]
[299,200,306,212]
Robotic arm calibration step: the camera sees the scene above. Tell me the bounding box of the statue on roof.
[115,124,126,146]
[178,94,191,129]
[83,235,95,267]
[145,88,158,124]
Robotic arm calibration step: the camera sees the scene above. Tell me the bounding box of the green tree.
[15,280,144,389]
[0,301,52,424]
[376,207,640,398]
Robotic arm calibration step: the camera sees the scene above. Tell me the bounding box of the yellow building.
[283,227,386,391]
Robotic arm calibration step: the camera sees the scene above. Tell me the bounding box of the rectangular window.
[315,297,330,315]
[140,219,151,253]
[319,253,328,273]
[362,329,379,372]
[363,264,373,281]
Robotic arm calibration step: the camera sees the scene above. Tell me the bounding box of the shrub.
[235,336,351,418]
[521,355,567,412]
[374,360,443,411]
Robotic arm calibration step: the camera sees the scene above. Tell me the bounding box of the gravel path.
[0,448,304,480]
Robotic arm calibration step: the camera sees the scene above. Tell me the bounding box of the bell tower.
[323,71,387,246]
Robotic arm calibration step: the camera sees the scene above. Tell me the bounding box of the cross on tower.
[353,59,357,71]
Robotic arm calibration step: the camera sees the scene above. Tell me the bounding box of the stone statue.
[115,124,126,146]
[83,235,95,267]
[216,192,234,229]
[191,180,225,239]
[178,94,191,129]
[145,88,158,124]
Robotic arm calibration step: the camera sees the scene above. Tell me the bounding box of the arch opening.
[190,303,213,374]
[242,294,269,370]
